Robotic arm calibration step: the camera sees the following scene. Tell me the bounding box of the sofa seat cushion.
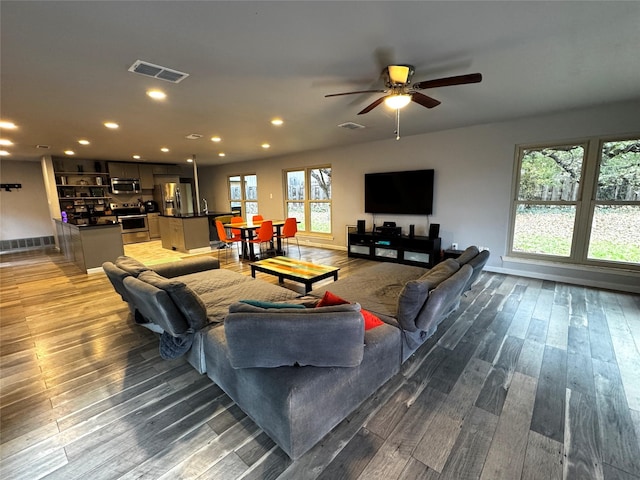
[138,270,208,331]
[310,262,428,319]
[224,302,365,368]
[397,259,460,331]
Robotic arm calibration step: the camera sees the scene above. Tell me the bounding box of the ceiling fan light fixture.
[388,65,411,84]
[385,94,412,109]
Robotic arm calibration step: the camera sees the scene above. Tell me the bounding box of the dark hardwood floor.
[1,244,639,479]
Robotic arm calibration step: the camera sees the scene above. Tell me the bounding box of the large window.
[228,174,258,216]
[509,137,640,268]
[285,166,332,234]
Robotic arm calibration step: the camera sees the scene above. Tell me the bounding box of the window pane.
[287,202,305,231]
[245,202,258,215]
[229,176,242,201]
[518,146,584,201]
[588,205,640,264]
[596,140,640,201]
[244,174,258,201]
[287,171,305,201]
[513,205,576,257]
[310,168,331,200]
[310,202,331,233]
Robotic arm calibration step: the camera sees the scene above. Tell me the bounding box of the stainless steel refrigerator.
[154,182,194,216]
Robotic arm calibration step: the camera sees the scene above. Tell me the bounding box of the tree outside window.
[285,166,331,233]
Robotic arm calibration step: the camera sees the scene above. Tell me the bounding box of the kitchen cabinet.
[54,219,123,273]
[138,164,155,189]
[147,213,160,239]
[152,164,182,175]
[108,162,140,178]
[158,215,209,253]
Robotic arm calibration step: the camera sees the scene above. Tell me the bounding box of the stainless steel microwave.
[110,178,141,194]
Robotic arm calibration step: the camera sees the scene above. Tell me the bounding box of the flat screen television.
[365,169,434,215]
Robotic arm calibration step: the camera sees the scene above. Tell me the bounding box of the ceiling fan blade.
[325,89,386,98]
[357,96,387,115]
[411,92,441,109]
[413,73,483,90]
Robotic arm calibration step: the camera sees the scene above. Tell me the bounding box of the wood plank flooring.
[1,242,639,479]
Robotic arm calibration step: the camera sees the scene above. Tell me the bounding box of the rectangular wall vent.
[338,122,366,130]
[128,60,189,84]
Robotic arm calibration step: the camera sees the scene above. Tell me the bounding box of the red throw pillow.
[316,291,384,330]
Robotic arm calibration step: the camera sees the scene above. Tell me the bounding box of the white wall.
[199,100,640,291]
[0,159,53,240]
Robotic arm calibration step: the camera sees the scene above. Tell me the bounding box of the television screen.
[365,169,434,215]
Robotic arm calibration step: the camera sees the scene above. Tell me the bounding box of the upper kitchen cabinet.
[152,164,182,175]
[138,164,155,189]
[108,162,140,179]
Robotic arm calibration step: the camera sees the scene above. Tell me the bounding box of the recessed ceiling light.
[271,118,284,126]
[0,121,17,129]
[104,122,119,129]
[218,152,226,157]
[78,139,90,145]
[211,136,221,142]
[132,155,141,160]
[261,143,270,149]
[0,139,13,146]
[146,89,166,100]
[0,150,9,156]
[161,147,169,153]
[64,150,75,155]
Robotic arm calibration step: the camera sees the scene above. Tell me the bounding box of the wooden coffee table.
[250,256,339,293]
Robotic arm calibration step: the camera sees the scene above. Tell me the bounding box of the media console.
[348,229,441,268]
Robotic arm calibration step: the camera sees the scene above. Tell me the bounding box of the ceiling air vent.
[128,60,189,83]
[36,144,51,149]
[338,122,365,130]
[185,133,203,140]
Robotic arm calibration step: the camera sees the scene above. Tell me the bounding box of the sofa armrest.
[151,256,220,278]
[225,302,365,368]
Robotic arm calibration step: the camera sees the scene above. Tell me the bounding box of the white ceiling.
[2,1,640,166]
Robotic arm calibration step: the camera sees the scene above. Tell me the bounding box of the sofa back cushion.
[123,276,190,336]
[396,259,460,331]
[414,264,472,332]
[463,249,490,291]
[138,270,208,331]
[115,256,149,276]
[103,261,132,303]
[455,246,480,265]
[225,302,365,368]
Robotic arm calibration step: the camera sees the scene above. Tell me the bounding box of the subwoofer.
[429,223,440,239]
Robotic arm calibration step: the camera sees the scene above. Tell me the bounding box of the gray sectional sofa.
[103,246,489,459]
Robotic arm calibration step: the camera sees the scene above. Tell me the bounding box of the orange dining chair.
[248,220,274,258]
[215,220,243,262]
[277,217,300,256]
[230,216,244,239]
[252,214,264,235]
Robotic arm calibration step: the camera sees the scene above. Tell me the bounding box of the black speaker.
[357,219,365,234]
[409,224,415,238]
[429,223,440,239]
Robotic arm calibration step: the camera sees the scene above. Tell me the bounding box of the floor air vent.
[338,122,365,130]
[128,60,189,83]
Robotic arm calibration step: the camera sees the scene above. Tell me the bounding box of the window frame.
[283,165,332,235]
[508,135,640,271]
[228,173,258,217]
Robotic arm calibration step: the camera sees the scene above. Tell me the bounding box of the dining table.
[223,219,287,260]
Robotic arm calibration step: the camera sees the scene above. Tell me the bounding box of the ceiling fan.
[325,65,482,115]
[325,65,482,140]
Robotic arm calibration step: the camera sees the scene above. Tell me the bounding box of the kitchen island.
[54,219,123,273]
[158,214,210,254]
